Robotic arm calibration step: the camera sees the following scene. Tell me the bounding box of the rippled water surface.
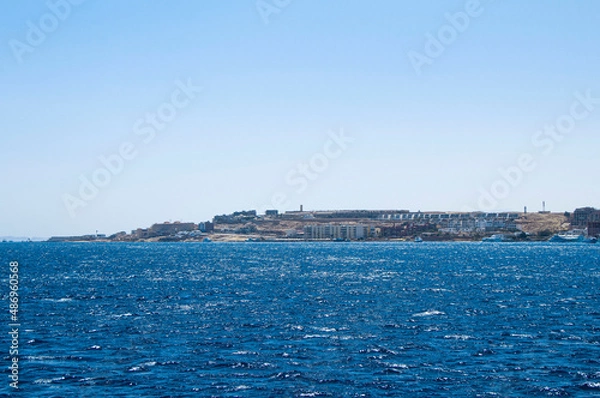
[1,242,600,397]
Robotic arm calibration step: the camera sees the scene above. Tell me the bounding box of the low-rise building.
[572,207,599,228]
[304,223,370,240]
[149,222,197,236]
[132,228,151,239]
[198,221,214,233]
[589,222,600,237]
[214,210,258,224]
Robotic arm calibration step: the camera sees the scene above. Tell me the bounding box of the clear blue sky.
[1,0,599,237]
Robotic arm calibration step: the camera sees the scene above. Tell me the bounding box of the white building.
[303,224,371,240]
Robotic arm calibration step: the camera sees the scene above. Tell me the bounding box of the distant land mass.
[0,236,47,242]
[40,206,600,244]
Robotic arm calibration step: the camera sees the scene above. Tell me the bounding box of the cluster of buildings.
[213,210,259,224]
[300,213,522,240]
[436,213,520,234]
[116,209,554,241]
[130,221,213,240]
[572,207,600,237]
[47,206,600,243]
[303,224,375,240]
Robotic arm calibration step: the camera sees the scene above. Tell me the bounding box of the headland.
[44,207,600,243]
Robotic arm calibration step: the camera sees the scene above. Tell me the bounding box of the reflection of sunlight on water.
[7,242,600,396]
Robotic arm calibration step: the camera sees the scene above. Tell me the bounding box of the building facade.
[303,224,371,240]
[588,222,600,237]
[149,222,197,236]
[572,207,600,228]
[198,221,214,233]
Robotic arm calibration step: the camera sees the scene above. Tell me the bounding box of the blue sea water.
[1,242,600,397]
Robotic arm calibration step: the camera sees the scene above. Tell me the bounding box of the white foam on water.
[412,310,445,317]
[583,382,600,389]
[384,362,409,369]
[444,334,474,340]
[313,327,337,332]
[43,298,73,302]
[233,350,258,355]
[510,333,534,339]
[303,334,328,339]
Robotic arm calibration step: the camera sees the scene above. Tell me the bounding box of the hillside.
[516,213,570,235]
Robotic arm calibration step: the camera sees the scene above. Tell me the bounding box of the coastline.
[9,207,598,244]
